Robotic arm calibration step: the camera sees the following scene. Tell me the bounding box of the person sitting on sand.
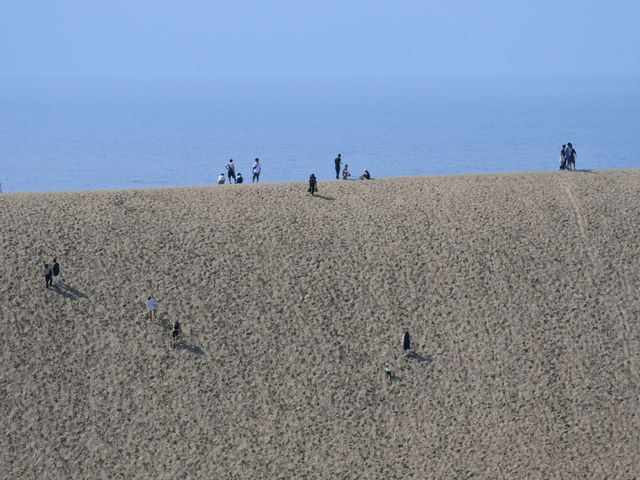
[359,169,371,180]
[385,362,392,383]
[342,164,351,180]
[236,172,243,183]
[217,173,225,184]
[308,173,318,195]
[146,296,156,321]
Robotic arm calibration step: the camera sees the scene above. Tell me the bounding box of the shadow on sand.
[50,283,88,300]
[311,194,334,201]
[176,341,205,355]
[407,352,432,363]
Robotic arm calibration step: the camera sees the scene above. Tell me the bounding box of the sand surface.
[1,170,639,479]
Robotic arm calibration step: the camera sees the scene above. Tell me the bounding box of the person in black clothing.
[52,258,60,285]
[360,169,371,180]
[236,172,243,183]
[43,263,53,289]
[308,173,318,195]
[402,331,411,355]
[334,154,342,179]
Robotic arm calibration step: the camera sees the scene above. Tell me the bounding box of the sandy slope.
[1,170,639,479]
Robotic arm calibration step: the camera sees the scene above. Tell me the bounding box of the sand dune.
[1,170,639,478]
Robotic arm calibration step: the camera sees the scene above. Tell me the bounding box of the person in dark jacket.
[402,331,411,355]
[308,173,318,195]
[236,172,243,183]
[52,258,60,285]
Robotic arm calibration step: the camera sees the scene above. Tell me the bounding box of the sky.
[0,0,639,81]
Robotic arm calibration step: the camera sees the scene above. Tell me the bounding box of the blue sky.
[1,0,638,80]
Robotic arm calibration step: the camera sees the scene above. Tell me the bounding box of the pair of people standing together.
[559,143,577,170]
[43,258,60,289]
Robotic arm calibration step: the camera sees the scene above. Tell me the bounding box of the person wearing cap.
[385,362,392,383]
[217,173,225,184]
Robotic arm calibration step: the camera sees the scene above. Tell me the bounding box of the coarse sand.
[1,170,639,478]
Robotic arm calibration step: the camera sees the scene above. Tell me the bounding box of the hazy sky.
[1,0,638,80]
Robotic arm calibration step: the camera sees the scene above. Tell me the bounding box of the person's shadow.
[51,283,88,300]
[312,194,334,201]
[176,342,205,355]
[407,352,432,363]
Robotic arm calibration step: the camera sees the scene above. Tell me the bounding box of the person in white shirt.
[217,173,225,184]
[252,158,262,183]
[225,159,236,183]
[146,297,156,321]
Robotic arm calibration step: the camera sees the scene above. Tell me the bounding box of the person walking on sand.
[52,258,60,285]
[308,173,318,195]
[385,362,392,383]
[226,159,236,184]
[43,263,53,289]
[252,158,262,183]
[402,331,411,355]
[334,153,342,179]
[146,296,156,321]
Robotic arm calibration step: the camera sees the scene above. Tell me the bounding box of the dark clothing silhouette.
[402,331,411,354]
[308,174,317,195]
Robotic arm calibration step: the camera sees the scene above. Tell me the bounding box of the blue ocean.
[1,76,638,192]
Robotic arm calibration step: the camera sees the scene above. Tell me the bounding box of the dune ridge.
[1,170,639,478]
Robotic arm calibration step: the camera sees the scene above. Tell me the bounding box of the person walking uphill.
[252,158,262,183]
[308,173,318,195]
[334,154,342,179]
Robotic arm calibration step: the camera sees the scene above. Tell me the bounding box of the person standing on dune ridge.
[252,158,262,183]
[334,153,342,179]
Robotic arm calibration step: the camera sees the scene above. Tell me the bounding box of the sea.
[1,75,639,192]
